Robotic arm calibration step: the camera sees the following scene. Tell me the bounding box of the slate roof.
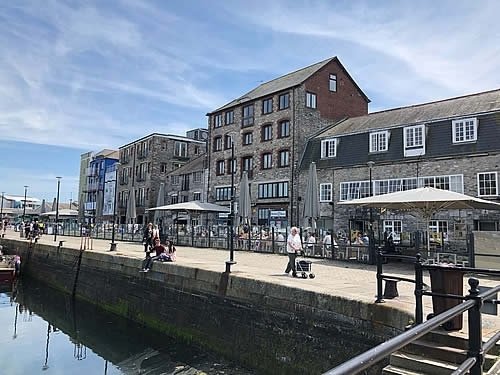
[315,88,500,138]
[209,56,369,114]
[168,154,206,177]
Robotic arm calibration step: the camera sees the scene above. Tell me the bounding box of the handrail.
[323,277,500,375]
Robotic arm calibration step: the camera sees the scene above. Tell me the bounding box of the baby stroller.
[296,258,315,279]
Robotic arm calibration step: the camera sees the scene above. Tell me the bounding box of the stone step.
[382,364,426,375]
[407,336,500,370]
[389,351,458,375]
[406,339,467,364]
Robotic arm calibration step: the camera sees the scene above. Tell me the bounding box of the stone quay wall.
[2,238,411,374]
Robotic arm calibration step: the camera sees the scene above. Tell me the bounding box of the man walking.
[284,227,301,277]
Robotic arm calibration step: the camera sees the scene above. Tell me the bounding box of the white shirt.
[287,232,301,254]
[323,234,331,245]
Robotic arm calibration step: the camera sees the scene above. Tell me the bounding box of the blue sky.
[1,0,500,204]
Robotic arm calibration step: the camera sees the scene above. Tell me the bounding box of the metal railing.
[324,252,500,374]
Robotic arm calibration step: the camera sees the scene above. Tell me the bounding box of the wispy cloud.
[221,0,500,108]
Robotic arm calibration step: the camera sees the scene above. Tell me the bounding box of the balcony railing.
[86,167,99,176]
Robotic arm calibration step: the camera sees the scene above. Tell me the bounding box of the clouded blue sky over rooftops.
[1,0,499,203]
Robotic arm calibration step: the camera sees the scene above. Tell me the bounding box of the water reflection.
[0,277,258,375]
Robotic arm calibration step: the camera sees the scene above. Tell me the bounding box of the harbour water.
[0,277,259,375]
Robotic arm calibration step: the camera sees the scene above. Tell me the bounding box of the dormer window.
[452,117,477,143]
[370,131,389,152]
[403,125,425,157]
[321,138,337,158]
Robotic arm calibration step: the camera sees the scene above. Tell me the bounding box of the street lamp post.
[367,161,375,264]
[1,192,4,238]
[54,177,62,242]
[225,141,237,272]
[0,191,4,219]
[22,185,28,223]
[109,163,120,251]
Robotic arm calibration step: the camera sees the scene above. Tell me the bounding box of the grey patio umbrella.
[51,197,57,211]
[238,171,252,226]
[126,188,137,225]
[39,199,47,214]
[302,162,320,230]
[153,183,165,225]
[95,190,103,223]
[339,186,500,254]
[78,193,85,223]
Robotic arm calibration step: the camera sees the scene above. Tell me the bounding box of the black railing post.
[467,277,484,375]
[414,253,424,325]
[375,250,384,303]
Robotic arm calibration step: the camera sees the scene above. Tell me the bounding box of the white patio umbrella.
[302,162,320,230]
[238,171,252,226]
[339,186,500,254]
[147,201,230,213]
[153,183,165,225]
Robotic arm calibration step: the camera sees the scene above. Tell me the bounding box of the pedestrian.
[284,226,301,277]
[141,238,176,272]
[152,224,160,240]
[142,223,154,257]
[165,239,177,262]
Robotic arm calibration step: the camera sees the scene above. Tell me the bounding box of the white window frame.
[174,141,188,157]
[321,139,337,158]
[214,137,222,151]
[452,117,477,143]
[306,92,317,108]
[243,132,252,145]
[403,124,425,157]
[217,160,225,175]
[370,131,389,153]
[320,183,332,202]
[383,220,402,243]
[214,114,222,128]
[225,110,234,125]
[477,172,498,197]
[341,174,464,201]
[429,220,448,244]
[262,153,272,169]
[279,150,290,167]
[225,135,232,149]
[329,74,337,92]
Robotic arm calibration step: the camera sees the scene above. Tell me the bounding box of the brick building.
[206,56,369,229]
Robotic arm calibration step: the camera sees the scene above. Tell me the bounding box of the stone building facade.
[116,132,206,225]
[206,56,369,229]
[301,89,500,244]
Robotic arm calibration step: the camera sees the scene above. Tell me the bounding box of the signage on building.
[270,210,286,218]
